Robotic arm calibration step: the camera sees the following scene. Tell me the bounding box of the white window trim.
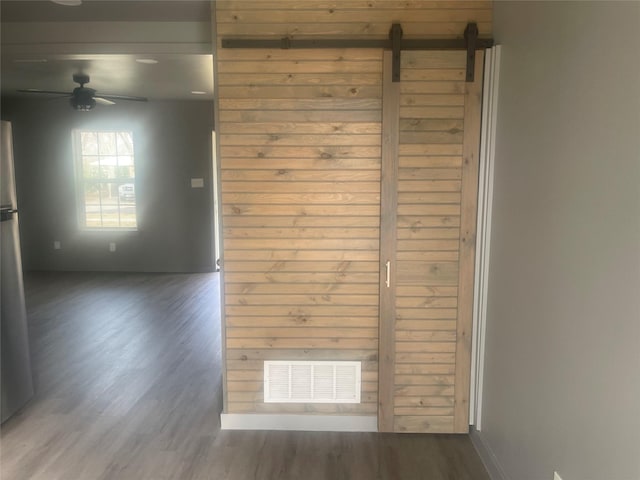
[72,129,139,231]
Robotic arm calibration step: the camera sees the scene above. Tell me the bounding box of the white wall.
[477,2,640,479]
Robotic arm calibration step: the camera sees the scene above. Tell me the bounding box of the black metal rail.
[221,23,494,82]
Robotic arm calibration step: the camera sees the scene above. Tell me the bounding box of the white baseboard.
[220,413,378,432]
[469,427,509,480]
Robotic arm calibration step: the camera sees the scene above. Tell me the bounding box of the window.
[74,130,137,229]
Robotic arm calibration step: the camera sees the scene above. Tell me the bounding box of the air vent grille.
[264,361,361,403]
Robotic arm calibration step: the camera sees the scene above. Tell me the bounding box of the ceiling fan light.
[51,0,82,5]
[70,96,95,111]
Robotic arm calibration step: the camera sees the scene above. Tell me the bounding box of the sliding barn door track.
[222,23,494,82]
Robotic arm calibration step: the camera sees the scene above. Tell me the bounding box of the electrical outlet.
[109,242,116,252]
[53,241,61,250]
[554,472,563,480]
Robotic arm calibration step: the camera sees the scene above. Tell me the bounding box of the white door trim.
[469,45,501,430]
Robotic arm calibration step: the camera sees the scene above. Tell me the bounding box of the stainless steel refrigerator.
[1,120,34,423]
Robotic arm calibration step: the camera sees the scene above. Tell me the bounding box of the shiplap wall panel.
[217,9,382,416]
[215,0,491,421]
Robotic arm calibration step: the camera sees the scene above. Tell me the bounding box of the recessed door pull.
[385,261,391,288]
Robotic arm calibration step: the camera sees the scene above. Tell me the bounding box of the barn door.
[378,50,484,433]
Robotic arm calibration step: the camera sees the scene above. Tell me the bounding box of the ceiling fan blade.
[44,95,73,102]
[95,97,116,106]
[17,89,71,95]
[98,94,148,102]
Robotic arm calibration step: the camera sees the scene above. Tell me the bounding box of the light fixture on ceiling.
[191,91,206,95]
[51,0,82,5]
[136,58,159,65]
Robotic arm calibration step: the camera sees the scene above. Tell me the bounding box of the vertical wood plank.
[454,50,484,433]
[378,50,400,433]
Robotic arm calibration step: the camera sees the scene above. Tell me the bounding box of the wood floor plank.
[0,272,489,480]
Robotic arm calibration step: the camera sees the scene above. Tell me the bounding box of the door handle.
[385,260,390,288]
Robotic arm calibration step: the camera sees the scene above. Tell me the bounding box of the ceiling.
[1,0,211,22]
[0,1,214,101]
[1,53,214,101]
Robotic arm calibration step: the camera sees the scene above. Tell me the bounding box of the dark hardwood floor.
[1,272,490,480]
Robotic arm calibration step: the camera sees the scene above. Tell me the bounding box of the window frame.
[72,129,139,231]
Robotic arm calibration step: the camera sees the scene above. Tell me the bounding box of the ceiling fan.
[17,73,148,111]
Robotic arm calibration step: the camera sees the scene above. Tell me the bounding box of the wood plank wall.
[215,0,492,419]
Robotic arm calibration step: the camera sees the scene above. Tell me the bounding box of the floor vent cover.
[264,361,361,403]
